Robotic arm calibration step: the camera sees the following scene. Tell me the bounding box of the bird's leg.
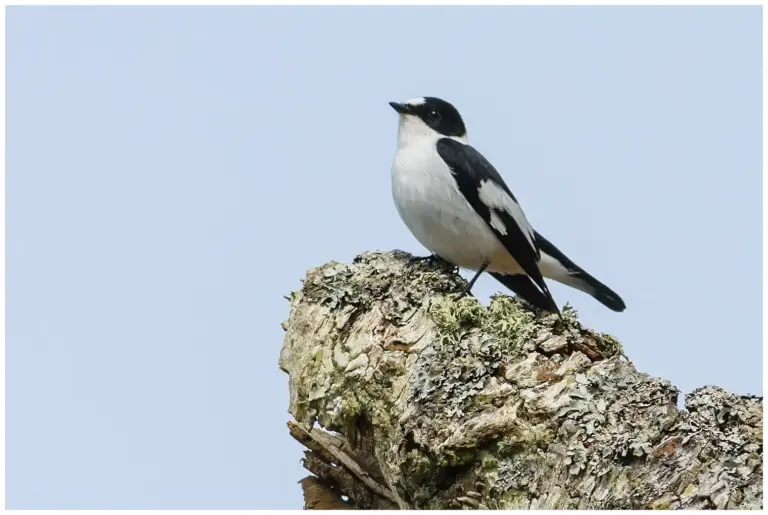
[462,261,490,296]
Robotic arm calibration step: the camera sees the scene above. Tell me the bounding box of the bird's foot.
[409,254,455,269]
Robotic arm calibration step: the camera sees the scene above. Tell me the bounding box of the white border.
[3,0,767,5]
[1,1,764,513]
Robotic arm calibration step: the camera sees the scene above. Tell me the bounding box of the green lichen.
[560,303,580,324]
[438,447,477,468]
[497,426,556,458]
[429,295,485,333]
[401,451,437,488]
[341,388,363,416]
[524,425,557,449]
[399,449,467,507]
[429,294,538,352]
[284,252,763,510]
[499,488,529,508]
[647,495,675,509]
[337,369,398,442]
[485,295,536,347]
[411,293,545,430]
[481,452,500,471]
[599,333,627,360]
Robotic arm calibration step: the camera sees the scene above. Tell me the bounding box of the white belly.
[391,143,524,275]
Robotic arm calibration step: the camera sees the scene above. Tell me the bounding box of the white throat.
[395,114,468,150]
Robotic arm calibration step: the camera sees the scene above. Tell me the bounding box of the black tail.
[569,269,626,312]
[491,273,560,314]
[536,232,626,312]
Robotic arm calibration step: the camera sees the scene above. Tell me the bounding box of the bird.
[388,96,625,314]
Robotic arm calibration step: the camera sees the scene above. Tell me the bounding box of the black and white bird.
[389,96,625,313]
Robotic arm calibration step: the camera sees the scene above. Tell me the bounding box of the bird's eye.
[427,110,441,121]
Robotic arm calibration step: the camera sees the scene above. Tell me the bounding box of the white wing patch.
[488,211,507,235]
[477,179,536,249]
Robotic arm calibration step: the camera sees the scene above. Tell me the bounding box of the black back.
[436,137,559,314]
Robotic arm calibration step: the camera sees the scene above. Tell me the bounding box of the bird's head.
[389,96,467,144]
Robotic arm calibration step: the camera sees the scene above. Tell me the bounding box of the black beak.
[389,102,411,115]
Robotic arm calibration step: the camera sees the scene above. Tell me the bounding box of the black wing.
[436,138,557,310]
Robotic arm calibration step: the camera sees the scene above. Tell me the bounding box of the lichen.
[428,293,538,353]
[281,250,763,510]
[428,295,484,333]
[598,333,626,359]
[485,295,536,345]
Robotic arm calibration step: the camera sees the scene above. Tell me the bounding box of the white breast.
[390,132,523,274]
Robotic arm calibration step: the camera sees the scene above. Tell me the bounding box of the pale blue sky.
[7,6,761,509]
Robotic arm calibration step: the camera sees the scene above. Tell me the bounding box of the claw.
[409,254,454,269]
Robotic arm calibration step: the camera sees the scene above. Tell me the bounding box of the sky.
[7,5,762,510]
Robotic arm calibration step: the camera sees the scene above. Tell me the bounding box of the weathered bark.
[279,250,762,510]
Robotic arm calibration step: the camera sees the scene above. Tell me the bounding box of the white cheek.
[397,115,439,147]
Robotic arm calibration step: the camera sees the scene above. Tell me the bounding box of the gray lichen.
[280,250,763,510]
